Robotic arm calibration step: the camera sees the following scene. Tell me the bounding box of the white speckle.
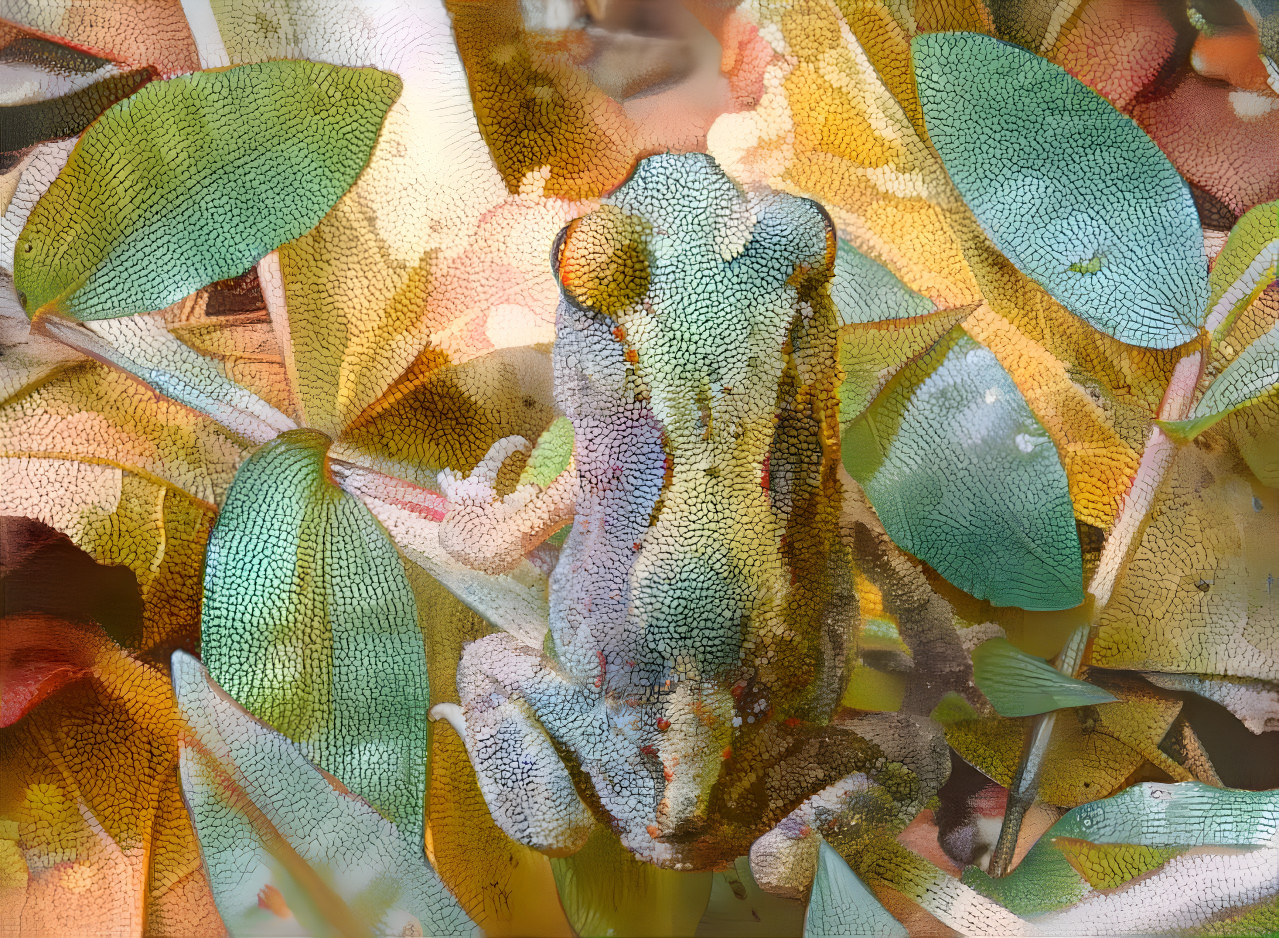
[1229,90,1279,120]
[984,387,1001,404]
[1014,433,1037,454]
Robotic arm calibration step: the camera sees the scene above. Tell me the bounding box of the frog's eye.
[553,205,650,316]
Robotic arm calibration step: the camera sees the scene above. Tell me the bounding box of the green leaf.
[13,60,401,320]
[1161,320,1279,441]
[831,238,936,326]
[842,330,1083,610]
[1205,197,1278,338]
[0,68,154,153]
[971,637,1117,716]
[804,839,906,938]
[912,32,1206,349]
[200,428,429,841]
[549,824,712,937]
[173,651,475,938]
[519,416,574,488]
[963,782,1279,931]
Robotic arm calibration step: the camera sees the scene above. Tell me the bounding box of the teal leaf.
[200,428,429,841]
[842,331,1083,610]
[804,840,907,938]
[964,782,1279,930]
[13,60,401,320]
[173,652,475,938]
[912,32,1206,349]
[831,238,936,326]
[972,637,1117,716]
[1161,320,1279,441]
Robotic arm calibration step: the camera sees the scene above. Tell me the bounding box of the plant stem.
[987,346,1205,876]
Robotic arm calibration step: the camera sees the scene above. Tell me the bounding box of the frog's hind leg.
[432,633,595,856]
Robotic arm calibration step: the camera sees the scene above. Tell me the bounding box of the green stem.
[988,346,1205,875]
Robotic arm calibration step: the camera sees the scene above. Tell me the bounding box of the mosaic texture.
[1,0,1278,935]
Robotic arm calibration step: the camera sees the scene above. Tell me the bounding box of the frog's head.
[553,152,837,458]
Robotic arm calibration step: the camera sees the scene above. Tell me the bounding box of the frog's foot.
[431,635,594,856]
[447,632,662,856]
[438,436,577,575]
[748,713,949,897]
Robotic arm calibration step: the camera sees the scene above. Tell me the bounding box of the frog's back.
[551,154,845,715]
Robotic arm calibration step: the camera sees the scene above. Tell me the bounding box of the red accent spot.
[647,824,661,839]
[640,744,657,757]
[663,765,674,782]
[595,650,607,689]
[656,717,671,731]
[613,325,627,341]
[761,452,770,490]
[784,717,803,728]
[799,824,812,838]
[721,747,733,761]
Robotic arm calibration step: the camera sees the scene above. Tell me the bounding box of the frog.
[430,153,945,868]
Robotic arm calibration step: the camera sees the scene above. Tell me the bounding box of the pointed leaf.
[14,60,401,320]
[804,839,906,938]
[0,67,154,153]
[837,308,971,425]
[912,32,1206,348]
[40,314,297,444]
[946,674,1189,807]
[1161,320,1279,440]
[200,429,430,840]
[842,330,1084,610]
[972,637,1117,717]
[831,238,936,326]
[1204,199,1278,337]
[964,782,1279,933]
[173,652,475,938]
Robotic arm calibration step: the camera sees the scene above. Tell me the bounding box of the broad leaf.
[1162,320,1279,440]
[173,652,475,938]
[913,32,1206,348]
[200,429,430,839]
[13,60,401,320]
[972,637,1117,717]
[550,825,712,937]
[842,330,1083,610]
[1093,443,1279,682]
[804,839,906,938]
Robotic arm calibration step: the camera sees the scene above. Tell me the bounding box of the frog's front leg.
[437,632,663,857]
[438,429,577,575]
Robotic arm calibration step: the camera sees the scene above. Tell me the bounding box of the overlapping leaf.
[963,782,1279,934]
[13,60,401,321]
[842,330,1083,610]
[173,652,475,938]
[200,429,430,839]
[913,31,1207,348]
[0,617,224,936]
